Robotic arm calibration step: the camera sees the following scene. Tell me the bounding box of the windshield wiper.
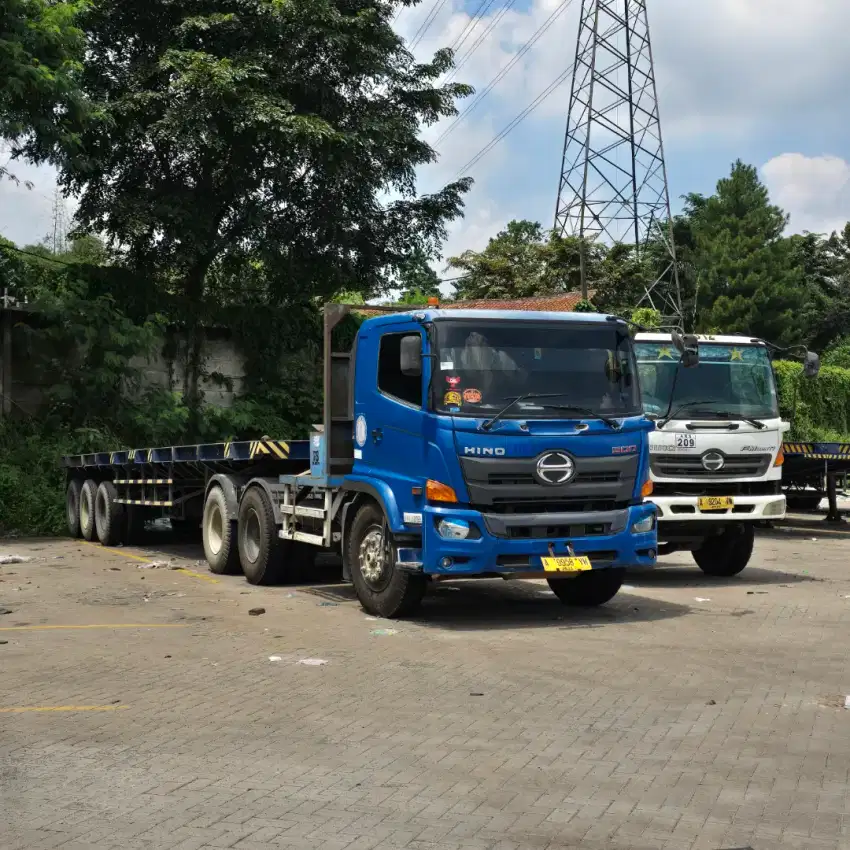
[538,404,621,430]
[689,409,767,430]
[481,394,620,431]
[659,401,767,430]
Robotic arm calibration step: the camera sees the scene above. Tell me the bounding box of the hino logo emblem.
[535,451,576,486]
[463,447,506,456]
[701,450,725,472]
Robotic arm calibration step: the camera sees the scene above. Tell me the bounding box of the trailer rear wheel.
[203,486,240,575]
[238,487,284,585]
[66,480,83,538]
[79,479,98,541]
[95,481,124,546]
[547,567,625,607]
[348,502,425,618]
[692,524,754,577]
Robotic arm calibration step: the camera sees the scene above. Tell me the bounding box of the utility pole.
[51,187,69,256]
[553,0,682,325]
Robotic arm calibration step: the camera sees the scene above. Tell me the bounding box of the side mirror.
[803,350,820,378]
[672,332,700,368]
[400,335,422,377]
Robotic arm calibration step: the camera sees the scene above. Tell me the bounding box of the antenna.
[553,0,682,325]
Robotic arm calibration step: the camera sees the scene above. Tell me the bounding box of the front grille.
[489,496,619,514]
[650,453,771,479]
[652,480,781,497]
[487,471,620,486]
[507,521,611,539]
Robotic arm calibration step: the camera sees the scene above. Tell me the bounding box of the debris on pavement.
[0,608,13,615]
[138,561,169,570]
[845,696,850,710]
[0,555,32,565]
[694,597,711,603]
[297,658,328,666]
[318,602,338,607]
[248,607,266,616]
[269,656,283,662]
[371,628,398,636]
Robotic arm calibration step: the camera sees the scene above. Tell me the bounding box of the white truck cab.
[634,333,787,576]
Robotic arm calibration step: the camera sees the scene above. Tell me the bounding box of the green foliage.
[573,299,595,313]
[774,360,850,442]
[823,336,850,370]
[630,307,662,329]
[0,0,88,181]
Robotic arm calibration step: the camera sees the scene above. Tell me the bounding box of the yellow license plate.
[541,556,593,573]
[698,496,734,511]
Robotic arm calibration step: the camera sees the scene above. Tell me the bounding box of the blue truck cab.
[335,305,657,615]
[61,303,657,621]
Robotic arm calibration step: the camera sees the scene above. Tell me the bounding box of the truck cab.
[340,308,658,614]
[634,333,786,576]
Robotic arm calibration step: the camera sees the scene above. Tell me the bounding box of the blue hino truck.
[62,303,663,618]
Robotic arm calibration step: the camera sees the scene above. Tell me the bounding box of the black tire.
[66,479,82,538]
[80,479,98,542]
[238,487,285,585]
[547,567,625,607]
[692,524,754,577]
[95,481,124,546]
[347,502,425,618]
[203,486,241,575]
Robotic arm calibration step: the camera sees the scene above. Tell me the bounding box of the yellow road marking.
[82,541,219,581]
[173,568,220,584]
[0,705,129,713]
[0,624,187,632]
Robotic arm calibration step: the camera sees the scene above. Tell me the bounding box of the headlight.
[437,519,472,540]
[631,514,655,534]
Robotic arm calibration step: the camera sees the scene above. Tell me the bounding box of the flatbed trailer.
[782,441,850,519]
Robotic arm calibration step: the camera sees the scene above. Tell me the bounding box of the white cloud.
[762,153,850,236]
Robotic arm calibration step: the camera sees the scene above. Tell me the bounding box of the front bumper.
[402,503,658,577]
[651,494,786,523]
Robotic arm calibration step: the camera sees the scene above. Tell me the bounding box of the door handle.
[372,428,383,444]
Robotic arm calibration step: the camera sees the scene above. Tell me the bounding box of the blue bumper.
[407,503,658,577]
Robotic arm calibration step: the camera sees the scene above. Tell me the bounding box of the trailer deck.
[782,441,850,519]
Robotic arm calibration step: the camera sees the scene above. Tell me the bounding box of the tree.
[0,0,87,182]
[21,0,473,405]
[681,161,806,344]
[394,246,441,304]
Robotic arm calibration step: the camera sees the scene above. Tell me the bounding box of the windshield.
[431,320,641,418]
[634,342,779,419]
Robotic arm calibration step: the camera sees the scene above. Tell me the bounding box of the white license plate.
[675,434,696,448]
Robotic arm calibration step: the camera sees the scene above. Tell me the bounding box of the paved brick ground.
[2,524,850,850]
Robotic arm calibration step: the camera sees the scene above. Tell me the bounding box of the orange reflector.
[773,445,784,466]
[426,479,457,503]
[641,479,654,497]
[427,296,440,307]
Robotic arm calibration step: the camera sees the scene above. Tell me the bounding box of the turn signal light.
[641,479,654,497]
[426,479,457,503]
[427,296,440,307]
[773,445,784,466]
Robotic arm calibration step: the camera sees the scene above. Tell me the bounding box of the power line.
[408,0,452,52]
[444,0,519,85]
[436,0,576,146]
[444,0,500,61]
[455,67,574,178]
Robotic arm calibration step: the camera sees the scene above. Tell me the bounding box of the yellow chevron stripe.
[267,440,287,459]
[224,441,231,458]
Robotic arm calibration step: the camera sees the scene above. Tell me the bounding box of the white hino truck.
[633,333,819,576]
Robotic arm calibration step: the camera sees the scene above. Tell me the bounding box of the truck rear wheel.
[238,487,286,585]
[348,502,425,618]
[95,481,124,546]
[692,524,754,577]
[203,486,241,575]
[66,480,82,538]
[79,479,98,541]
[548,567,625,607]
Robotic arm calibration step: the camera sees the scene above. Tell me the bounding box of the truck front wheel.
[548,567,625,607]
[692,524,754,577]
[348,502,425,618]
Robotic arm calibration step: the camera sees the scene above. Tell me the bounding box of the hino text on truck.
[62,304,667,618]
[634,332,819,576]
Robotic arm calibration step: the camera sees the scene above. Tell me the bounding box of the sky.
[1,0,849,290]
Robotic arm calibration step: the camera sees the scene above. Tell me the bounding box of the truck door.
[353,324,427,501]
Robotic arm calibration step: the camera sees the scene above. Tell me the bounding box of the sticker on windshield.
[463,388,482,404]
[446,375,461,387]
[440,361,454,370]
[444,391,462,406]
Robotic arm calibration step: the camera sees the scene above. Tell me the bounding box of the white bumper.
[651,494,786,522]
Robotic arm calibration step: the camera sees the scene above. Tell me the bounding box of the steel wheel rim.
[243,508,261,563]
[207,503,224,555]
[359,525,391,591]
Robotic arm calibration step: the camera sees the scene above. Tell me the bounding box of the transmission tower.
[553,0,682,324]
[51,188,69,255]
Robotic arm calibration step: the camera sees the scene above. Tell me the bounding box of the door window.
[378,332,422,408]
